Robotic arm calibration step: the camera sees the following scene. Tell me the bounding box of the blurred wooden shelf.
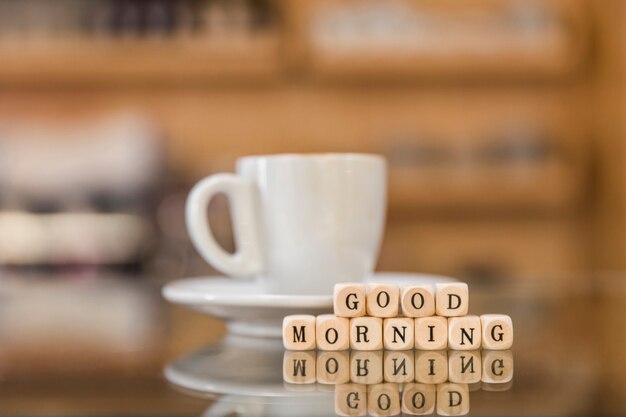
[0,34,282,86]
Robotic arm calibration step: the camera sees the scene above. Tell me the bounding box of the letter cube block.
[401,285,435,318]
[350,351,383,384]
[414,316,448,350]
[316,314,350,351]
[402,383,436,415]
[435,283,469,317]
[480,314,513,350]
[368,383,401,417]
[448,350,482,384]
[335,283,367,317]
[366,283,400,317]
[415,350,448,384]
[481,350,514,384]
[282,314,316,350]
[436,383,470,416]
[383,350,414,383]
[350,317,383,351]
[283,350,316,384]
[448,316,482,350]
[335,383,367,417]
[383,317,414,350]
[317,351,350,385]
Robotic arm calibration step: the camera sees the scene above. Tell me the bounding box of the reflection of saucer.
[162,272,456,337]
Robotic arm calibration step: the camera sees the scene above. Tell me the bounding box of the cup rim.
[237,153,385,165]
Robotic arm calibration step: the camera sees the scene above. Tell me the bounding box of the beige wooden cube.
[283,350,316,384]
[402,383,436,415]
[367,383,401,417]
[383,350,414,383]
[316,314,350,351]
[481,350,514,384]
[334,283,367,318]
[415,350,448,384]
[383,317,414,350]
[435,283,469,317]
[350,317,383,351]
[282,314,316,350]
[350,350,383,384]
[480,314,513,350]
[335,383,367,417]
[436,383,470,416]
[414,316,448,350]
[448,316,481,350]
[366,283,400,318]
[400,285,435,318]
[317,350,350,385]
[448,350,482,384]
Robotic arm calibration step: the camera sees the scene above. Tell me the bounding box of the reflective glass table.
[0,272,624,416]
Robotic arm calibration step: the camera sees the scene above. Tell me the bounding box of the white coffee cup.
[186,153,387,295]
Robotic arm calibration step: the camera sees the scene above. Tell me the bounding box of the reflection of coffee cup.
[187,154,387,295]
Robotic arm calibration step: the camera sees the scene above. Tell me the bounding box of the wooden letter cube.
[435,283,469,317]
[282,314,316,351]
[415,350,448,384]
[350,317,383,351]
[335,283,367,317]
[367,383,401,417]
[436,383,470,416]
[402,383,436,415]
[366,283,400,318]
[383,317,414,350]
[448,350,482,384]
[350,350,383,384]
[317,351,350,385]
[414,316,448,350]
[383,350,414,383]
[401,285,435,318]
[316,314,350,351]
[481,350,514,384]
[448,316,482,350]
[480,314,513,350]
[283,350,316,384]
[335,383,367,417]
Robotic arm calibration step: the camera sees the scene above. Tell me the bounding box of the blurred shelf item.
[0,0,281,85]
[304,0,587,80]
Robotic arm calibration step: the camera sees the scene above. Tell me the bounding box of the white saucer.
[162,272,456,337]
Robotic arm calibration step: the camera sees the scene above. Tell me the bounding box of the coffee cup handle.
[186,174,264,277]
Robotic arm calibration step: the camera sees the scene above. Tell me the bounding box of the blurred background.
[0,0,624,415]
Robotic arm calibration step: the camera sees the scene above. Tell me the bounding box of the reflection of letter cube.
[435,283,469,317]
[317,314,350,351]
[366,283,400,318]
[481,350,514,384]
[350,317,383,350]
[415,350,448,384]
[335,383,367,417]
[335,283,367,317]
[283,350,317,384]
[367,383,401,417]
[350,351,383,384]
[383,350,414,383]
[480,314,513,350]
[414,316,448,350]
[448,316,482,350]
[448,350,482,384]
[436,383,470,416]
[317,351,350,385]
[383,318,414,350]
[402,383,436,415]
[282,315,316,350]
[401,285,435,318]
